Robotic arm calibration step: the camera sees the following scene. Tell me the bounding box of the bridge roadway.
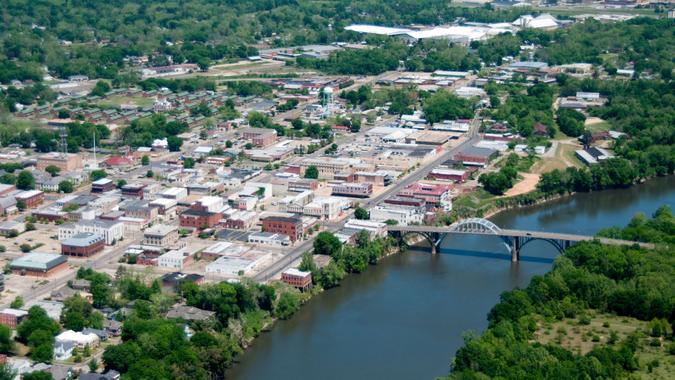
[387,225,654,260]
[253,111,482,282]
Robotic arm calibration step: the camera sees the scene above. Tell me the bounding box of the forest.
[445,207,675,379]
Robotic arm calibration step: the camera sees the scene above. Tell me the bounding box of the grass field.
[98,95,154,109]
[531,142,584,174]
[534,311,675,380]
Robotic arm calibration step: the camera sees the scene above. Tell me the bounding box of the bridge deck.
[387,226,654,249]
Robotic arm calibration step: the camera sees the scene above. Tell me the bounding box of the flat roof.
[344,24,412,36]
[62,232,103,247]
[11,252,67,271]
[144,224,177,236]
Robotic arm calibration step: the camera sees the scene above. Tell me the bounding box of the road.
[2,237,139,308]
[253,111,481,282]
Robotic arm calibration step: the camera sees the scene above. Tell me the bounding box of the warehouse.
[11,252,68,277]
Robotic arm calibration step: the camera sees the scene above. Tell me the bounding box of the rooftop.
[62,232,104,247]
[11,252,67,271]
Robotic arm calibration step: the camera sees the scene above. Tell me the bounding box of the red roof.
[103,155,134,166]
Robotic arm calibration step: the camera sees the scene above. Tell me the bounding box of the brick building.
[281,268,312,291]
[261,215,303,242]
[61,232,105,257]
[15,190,44,208]
[0,308,28,329]
[36,153,84,172]
[10,252,68,277]
[179,209,221,229]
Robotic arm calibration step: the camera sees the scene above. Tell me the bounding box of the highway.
[253,110,481,282]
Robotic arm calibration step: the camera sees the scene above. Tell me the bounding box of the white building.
[55,330,99,359]
[302,197,348,220]
[58,219,125,245]
[248,231,291,247]
[369,205,425,225]
[343,219,387,238]
[157,247,195,270]
[160,187,188,200]
[206,256,257,278]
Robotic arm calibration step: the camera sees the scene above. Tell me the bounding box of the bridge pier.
[510,236,521,262]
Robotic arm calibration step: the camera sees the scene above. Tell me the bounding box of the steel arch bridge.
[386,218,653,261]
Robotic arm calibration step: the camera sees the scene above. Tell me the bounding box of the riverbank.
[228,175,675,380]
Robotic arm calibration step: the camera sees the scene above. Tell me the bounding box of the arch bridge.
[387,218,653,262]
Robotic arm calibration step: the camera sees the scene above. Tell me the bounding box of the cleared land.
[504,172,540,197]
[534,312,674,380]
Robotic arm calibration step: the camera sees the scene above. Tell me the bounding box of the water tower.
[322,86,334,118]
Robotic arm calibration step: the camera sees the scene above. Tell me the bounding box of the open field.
[534,312,675,380]
[504,172,540,197]
[97,95,154,109]
[531,142,584,174]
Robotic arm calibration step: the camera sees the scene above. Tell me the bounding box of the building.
[0,308,28,329]
[248,231,291,247]
[159,187,188,200]
[10,252,68,277]
[54,330,99,360]
[121,183,145,199]
[302,197,347,220]
[166,305,215,322]
[143,224,178,247]
[298,158,355,179]
[332,183,373,198]
[91,178,115,193]
[205,256,257,277]
[281,268,312,291]
[576,146,614,165]
[355,172,392,187]
[179,208,221,229]
[428,168,469,183]
[452,146,497,167]
[370,205,425,225]
[36,153,84,172]
[15,190,45,208]
[287,178,319,192]
[261,215,303,242]
[241,128,278,147]
[0,221,26,237]
[61,232,105,257]
[160,272,205,288]
[399,182,452,209]
[59,219,125,245]
[157,248,195,270]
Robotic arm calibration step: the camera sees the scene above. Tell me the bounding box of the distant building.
[241,128,278,147]
[143,224,178,247]
[179,209,221,229]
[91,178,115,193]
[59,219,125,245]
[281,269,312,291]
[160,272,205,288]
[248,231,291,247]
[331,183,373,198]
[61,232,105,257]
[166,304,215,322]
[0,308,28,329]
[10,253,68,278]
[261,215,303,242]
[15,190,45,209]
[36,153,84,172]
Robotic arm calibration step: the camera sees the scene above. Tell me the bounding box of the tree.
[318,261,345,289]
[183,157,195,169]
[167,136,182,152]
[90,169,107,181]
[146,170,154,178]
[0,364,16,380]
[0,173,15,185]
[422,91,473,124]
[225,140,233,148]
[90,81,111,97]
[304,165,319,179]
[354,207,369,220]
[61,295,104,331]
[313,232,342,256]
[10,296,23,309]
[22,372,52,380]
[45,165,61,177]
[275,292,300,320]
[58,180,74,193]
[16,170,35,190]
[0,325,13,354]
[20,244,31,253]
[141,155,150,165]
[117,179,127,189]
[16,199,26,211]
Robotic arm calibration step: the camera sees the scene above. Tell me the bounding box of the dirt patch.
[584,116,606,126]
[504,173,540,197]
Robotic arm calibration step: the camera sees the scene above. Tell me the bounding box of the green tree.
[0,325,14,354]
[16,170,35,190]
[45,165,61,177]
[61,295,104,331]
[318,261,345,289]
[58,180,74,193]
[141,155,150,165]
[304,165,319,179]
[90,81,111,97]
[167,136,182,152]
[313,232,342,256]
[354,207,369,220]
[90,169,107,181]
[183,157,195,169]
[146,170,154,178]
[10,296,23,308]
[275,292,300,320]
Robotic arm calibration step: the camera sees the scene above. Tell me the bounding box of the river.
[229,176,675,380]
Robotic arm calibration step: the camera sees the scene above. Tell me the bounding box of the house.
[166,305,215,322]
[533,123,549,137]
[103,320,122,337]
[82,328,109,342]
[54,341,75,361]
[54,330,99,360]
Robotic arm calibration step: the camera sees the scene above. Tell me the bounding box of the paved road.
[2,238,139,308]
[253,111,481,282]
